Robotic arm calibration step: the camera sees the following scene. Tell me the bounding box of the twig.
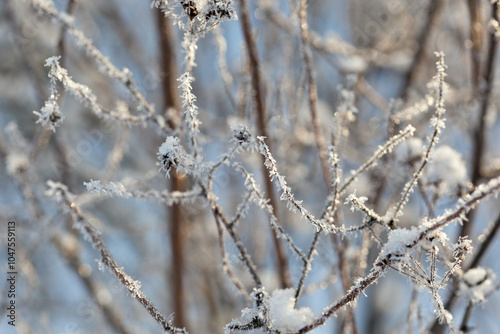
[298,0,331,187]
[390,53,447,228]
[400,0,447,100]
[239,0,292,288]
[45,181,187,333]
[461,0,499,238]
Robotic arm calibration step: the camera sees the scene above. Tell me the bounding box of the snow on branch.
[297,173,500,332]
[226,288,313,333]
[156,136,200,178]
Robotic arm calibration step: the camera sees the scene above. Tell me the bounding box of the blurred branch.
[299,0,331,188]
[462,0,499,239]
[52,232,133,334]
[467,0,484,95]
[400,0,447,101]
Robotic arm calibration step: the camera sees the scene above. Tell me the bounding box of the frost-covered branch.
[235,164,306,261]
[257,136,333,232]
[27,0,160,122]
[340,124,416,194]
[44,181,186,334]
[299,0,330,187]
[36,56,153,129]
[84,179,203,205]
[298,173,500,332]
[202,182,263,288]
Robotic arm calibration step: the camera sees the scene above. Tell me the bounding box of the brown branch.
[400,0,447,101]
[468,211,500,269]
[214,210,251,300]
[156,10,188,330]
[206,187,263,287]
[46,182,185,333]
[355,77,390,112]
[467,0,484,95]
[238,0,292,289]
[299,0,331,188]
[461,1,499,239]
[52,232,133,334]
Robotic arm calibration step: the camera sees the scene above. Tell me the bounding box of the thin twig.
[298,0,331,187]
[239,0,292,288]
[45,181,186,333]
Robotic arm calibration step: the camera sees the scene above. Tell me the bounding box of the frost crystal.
[232,125,257,152]
[157,136,182,177]
[84,179,127,197]
[33,97,64,132]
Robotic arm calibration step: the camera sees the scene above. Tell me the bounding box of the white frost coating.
[459,267,496,304]
[84,179,127,197]
[158,136,181,156]
[33,98,64,132]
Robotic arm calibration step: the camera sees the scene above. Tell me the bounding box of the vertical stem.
[461,1,499,238]
[432,6,499,332]
[400,0,446,101]
[467,0,484,95]
[156,10,188,329]
[298,0,331,188]
[239,0,292,288]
